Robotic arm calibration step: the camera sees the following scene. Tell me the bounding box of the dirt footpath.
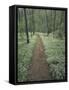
[27,35,50,81]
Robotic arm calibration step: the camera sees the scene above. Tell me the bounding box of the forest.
[18,8,65,82]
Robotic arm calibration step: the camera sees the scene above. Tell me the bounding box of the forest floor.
[27,35,50,81]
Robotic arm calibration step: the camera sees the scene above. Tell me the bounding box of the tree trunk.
[53,10,56,37]
[32,9,35,35]
[46,10,49,36]
[24,8,29,43]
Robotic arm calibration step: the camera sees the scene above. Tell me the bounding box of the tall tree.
[24,8,29,43]
[32,9,35,35]
[51,10,53,33]
[59,11,65,39]
[53,10,56,37]
[45,10,49,35]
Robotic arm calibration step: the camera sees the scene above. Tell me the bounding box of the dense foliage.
[41,33,65,80]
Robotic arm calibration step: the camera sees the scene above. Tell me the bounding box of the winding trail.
[28,35,50,81]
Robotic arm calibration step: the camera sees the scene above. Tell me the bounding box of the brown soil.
[27,35,50,81]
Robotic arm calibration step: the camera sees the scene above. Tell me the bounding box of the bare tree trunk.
[51,10,53,33]
[53,10,56,37]
[24,8,29,43]
[45,10,49,36]
[32,9,35,35]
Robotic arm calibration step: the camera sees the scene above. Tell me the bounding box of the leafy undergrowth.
[18,33,37,82]
[41,33,65,80]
